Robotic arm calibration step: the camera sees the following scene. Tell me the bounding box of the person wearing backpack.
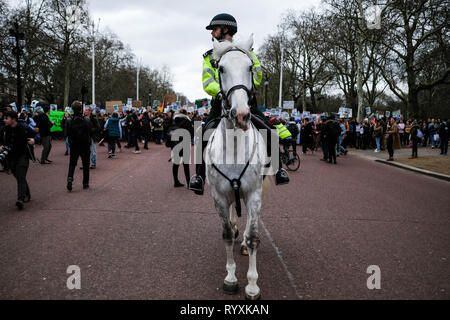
[66,101,93,191]
[287,117,299,157]
[104,112,122,158]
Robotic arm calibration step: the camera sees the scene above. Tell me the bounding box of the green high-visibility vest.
[274,124,292,140]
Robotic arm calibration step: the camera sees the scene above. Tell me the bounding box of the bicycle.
[280,146,300,172]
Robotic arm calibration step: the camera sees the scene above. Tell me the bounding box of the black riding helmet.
[206,13,237,38]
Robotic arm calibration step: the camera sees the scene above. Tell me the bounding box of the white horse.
[204,35,267,300]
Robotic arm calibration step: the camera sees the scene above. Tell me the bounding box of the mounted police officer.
[189,13,289,195]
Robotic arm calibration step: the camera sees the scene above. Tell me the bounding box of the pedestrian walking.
[35,104,54,164]
[66,101,93,191]
[105,112,122,158]
[0,111,36,209]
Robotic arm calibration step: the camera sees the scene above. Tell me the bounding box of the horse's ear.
[244,34,254,51]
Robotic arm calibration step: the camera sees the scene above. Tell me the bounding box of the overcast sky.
[88,0,321,102]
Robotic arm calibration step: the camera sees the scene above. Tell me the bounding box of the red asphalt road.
[0,140,449,300]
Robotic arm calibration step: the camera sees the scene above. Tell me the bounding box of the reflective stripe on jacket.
[274,124,292,140]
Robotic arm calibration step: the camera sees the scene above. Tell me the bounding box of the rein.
[209,126,258,217]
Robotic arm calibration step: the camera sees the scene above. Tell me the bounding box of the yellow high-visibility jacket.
[202,49,263,99]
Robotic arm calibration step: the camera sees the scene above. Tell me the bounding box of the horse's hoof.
[245,292,261,300]
[223,281,239,295]
[240,245,248,256]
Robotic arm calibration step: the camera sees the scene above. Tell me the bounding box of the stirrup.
[275,168,289,185]
[189,175,204,191]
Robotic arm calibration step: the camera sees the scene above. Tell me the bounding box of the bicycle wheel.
[281,152,289,169]
[286,152,300,171]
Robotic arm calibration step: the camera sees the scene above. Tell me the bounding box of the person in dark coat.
[324,118,341,164]
[170,108,193,188]
[129,111,141,153]
[439,119,448,155]
[141,111,152,150]
[65,101,93,191]
[409,120,420,158]
[301,118,314,154]
[35,104,54,164]
[0,111,36,209]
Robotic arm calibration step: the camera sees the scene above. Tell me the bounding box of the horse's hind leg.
[244,192,261,300]
[214,198,239,295]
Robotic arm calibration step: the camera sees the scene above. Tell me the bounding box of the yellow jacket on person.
[274,124,292,140]
[202,49,263,98]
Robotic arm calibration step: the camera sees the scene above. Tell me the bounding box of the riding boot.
[189,163,205,195]
[183,163,190,187]
[189,118,219,195]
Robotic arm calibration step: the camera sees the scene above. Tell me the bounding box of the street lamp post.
[264,80,269,108]
[278,43,284,110]
[8,21,25,111]
[91,18,100,107]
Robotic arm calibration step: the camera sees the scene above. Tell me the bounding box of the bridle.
[208,46,260,218]
[215,48,255,117]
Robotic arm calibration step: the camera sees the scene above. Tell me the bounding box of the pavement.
[349,144,444,161]
[349,146,450,181]
[0,140,449,300]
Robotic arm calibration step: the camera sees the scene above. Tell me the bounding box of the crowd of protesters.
[1,99,448,210]
[0,101,210,209]
[293,116,449,161]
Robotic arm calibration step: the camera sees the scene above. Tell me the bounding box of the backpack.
[69,116,91,146]
[287,123,299,137]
